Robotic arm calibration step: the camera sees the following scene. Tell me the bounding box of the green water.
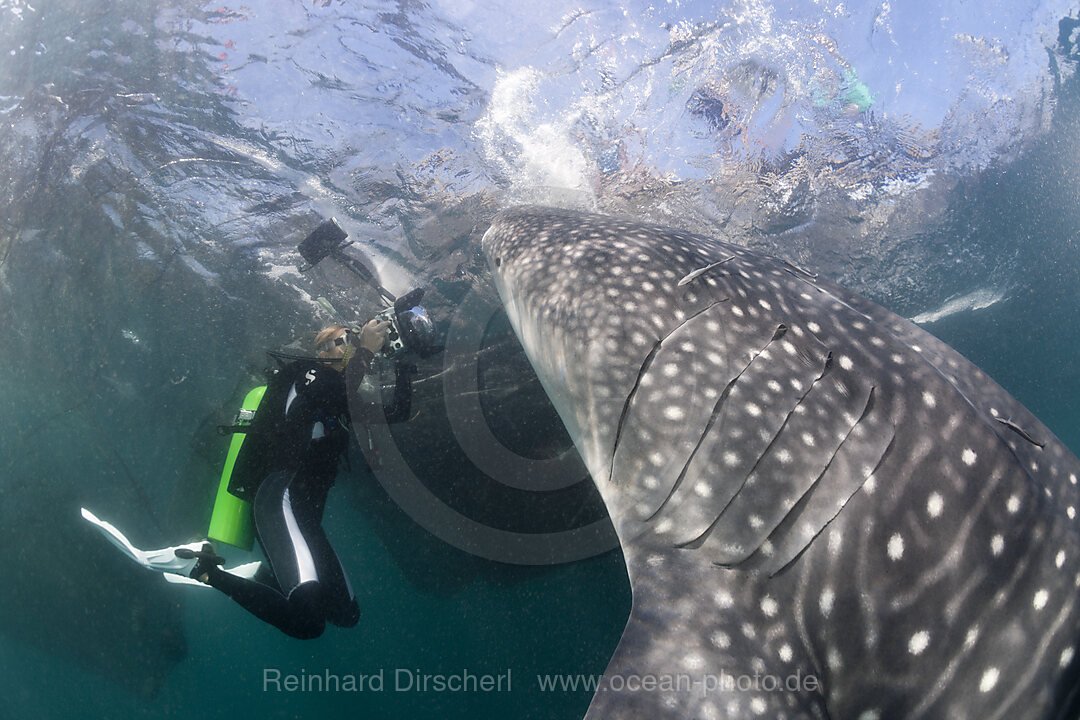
[3,1,1080,718]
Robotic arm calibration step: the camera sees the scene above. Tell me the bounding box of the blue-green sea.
[2,0,1080,718]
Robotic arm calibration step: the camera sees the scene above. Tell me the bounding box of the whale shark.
[482,206,1080,719]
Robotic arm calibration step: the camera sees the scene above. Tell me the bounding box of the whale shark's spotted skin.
[483,206,1080,720]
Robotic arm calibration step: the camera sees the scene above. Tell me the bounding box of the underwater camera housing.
[372,288,437,358]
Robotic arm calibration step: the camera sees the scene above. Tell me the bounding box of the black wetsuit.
[203,349,410,639]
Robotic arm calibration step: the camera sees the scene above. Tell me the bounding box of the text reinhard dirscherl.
[263,668,512,694]
[262,668,819,698]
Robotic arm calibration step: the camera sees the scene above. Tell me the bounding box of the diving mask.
[319,331,356,368]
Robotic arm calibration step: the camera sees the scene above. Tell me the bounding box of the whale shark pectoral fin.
[584,553,828,720]
[80,507,204,576]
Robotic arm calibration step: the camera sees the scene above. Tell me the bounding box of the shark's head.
[483,206,731,495]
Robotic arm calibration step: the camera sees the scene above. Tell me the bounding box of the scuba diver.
[81,217,438,639]
[177,318,404,638]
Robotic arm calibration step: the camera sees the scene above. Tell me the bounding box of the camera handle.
[327,248,397,307]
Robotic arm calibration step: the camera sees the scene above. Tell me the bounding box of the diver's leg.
[271,469,360,628]
[254,470,321,596]
[295,519,360,628]
[200,563,324,639]
[265,470,362,626]
[195,471,330,639]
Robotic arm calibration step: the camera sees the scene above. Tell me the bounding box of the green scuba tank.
[207,385,266,550]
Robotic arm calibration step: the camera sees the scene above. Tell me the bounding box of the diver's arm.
[346,318,387,378]
[382,361,415,424]
[344,317,390,398]
[344,347,375,392]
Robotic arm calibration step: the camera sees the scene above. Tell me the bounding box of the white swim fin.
[81,507,207,575]
[81,507,263,587]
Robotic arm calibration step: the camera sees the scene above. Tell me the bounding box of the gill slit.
[644,322,788,522]
[607,298,729,483]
